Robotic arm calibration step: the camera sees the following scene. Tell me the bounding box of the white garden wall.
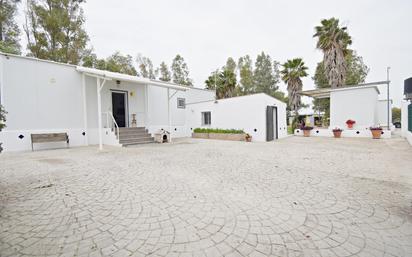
[330,87,379,129]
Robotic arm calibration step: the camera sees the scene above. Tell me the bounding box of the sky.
[18,0,412,107]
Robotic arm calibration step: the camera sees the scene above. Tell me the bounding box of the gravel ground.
[0,136,411,257]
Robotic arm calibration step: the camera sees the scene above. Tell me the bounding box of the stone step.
[119,132,152,140]
[121,140,155,146]
[119,137,154,144]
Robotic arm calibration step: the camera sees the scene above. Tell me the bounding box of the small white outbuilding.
[186,93,288,142]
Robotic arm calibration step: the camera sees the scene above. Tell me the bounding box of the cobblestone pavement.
[1,137,411,257]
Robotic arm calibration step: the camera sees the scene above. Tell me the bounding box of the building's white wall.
[330,87,378,129]
[187,93,287,142]
[376,100,392,127]
[0,55,89,151]
[186,88,215,104]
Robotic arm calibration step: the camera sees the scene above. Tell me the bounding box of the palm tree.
[314,18,352,88]
[280,58,308,127]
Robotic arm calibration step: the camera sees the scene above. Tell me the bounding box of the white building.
[187,94,287,142]
[296,82,392,138]
[0,53,287,151]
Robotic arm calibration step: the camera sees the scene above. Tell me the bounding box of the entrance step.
[116,127,155,146]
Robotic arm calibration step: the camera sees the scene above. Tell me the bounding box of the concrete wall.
[330,87,379,129]
[187,93,287,142]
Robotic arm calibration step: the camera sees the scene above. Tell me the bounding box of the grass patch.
[287,126,294,135]
[193,128,245,134]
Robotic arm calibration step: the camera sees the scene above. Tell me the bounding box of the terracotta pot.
[371,129,382,139]
[347,123,354,129]
[333,131,342,138]
[303,130,311,137]
[246,136,252,142]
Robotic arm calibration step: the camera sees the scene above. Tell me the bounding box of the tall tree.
[25,0,89,64]
[171,54,192,86]
[136,54,156,79]
[314,18,352,88]
[205,68,237,100]
[312,51,369,123]
[238,55,254,95]
[82,52,137,76]
[157,61,171,82]
[224,57,236,73]
[280,58,308,115]
[0,0,21,54]
[253,52,279,95]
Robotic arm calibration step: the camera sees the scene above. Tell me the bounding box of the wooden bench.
[31,133,69,151]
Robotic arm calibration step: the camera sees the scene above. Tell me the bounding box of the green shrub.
[193,128,245,134]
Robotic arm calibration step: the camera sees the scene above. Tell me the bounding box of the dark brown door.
[112,92,126,127]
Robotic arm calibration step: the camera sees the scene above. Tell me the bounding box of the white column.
[82,74,88,145]
[97,78,103,150]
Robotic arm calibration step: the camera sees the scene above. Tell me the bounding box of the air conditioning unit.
[405,77,412,100]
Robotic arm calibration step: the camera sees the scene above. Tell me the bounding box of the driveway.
[1,137,411,257]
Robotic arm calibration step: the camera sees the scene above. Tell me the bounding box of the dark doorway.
[266,106,278,141]
[111,91,127,127]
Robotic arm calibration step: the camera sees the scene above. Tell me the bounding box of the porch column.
[96,77,107,150]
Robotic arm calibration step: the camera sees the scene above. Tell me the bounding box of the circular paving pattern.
[1,137,412,257]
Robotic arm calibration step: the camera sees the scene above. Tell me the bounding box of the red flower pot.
[347,123,353,129]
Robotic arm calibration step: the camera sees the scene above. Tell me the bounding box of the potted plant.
[245,133,252,142]
[346,119,356,129]
[370,126,383,139]
[332,128,343,138]
[301,126,313,137]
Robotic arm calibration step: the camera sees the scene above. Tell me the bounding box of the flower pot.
[371,129,382,139]
[303,130,311,137]
[333,131,342,138]
[347,123,353,129]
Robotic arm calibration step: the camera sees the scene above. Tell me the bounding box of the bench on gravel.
[31,133,69,151]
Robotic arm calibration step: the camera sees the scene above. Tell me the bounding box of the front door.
[111,91,127,127]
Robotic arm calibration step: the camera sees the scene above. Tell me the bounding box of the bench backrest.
[31,133,68,143]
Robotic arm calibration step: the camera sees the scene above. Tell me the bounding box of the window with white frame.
[177,98,186,109]
[201,112,211,126]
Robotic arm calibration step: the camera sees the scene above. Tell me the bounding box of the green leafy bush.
[193,128,245,134]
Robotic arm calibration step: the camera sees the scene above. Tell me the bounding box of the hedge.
[193,128,245,134]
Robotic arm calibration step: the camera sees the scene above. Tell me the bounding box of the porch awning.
[76,66,188,91]
[298,81,387,99]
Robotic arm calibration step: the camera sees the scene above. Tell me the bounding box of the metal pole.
[387,67,390,129]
